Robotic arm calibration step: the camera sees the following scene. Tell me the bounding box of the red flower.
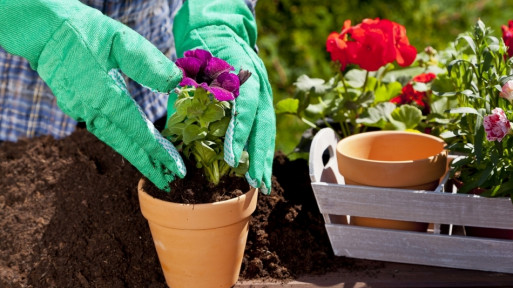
[390,84,426,108]
[502,20,513,58]
[412,72,436,83]
[390,73,435,114]
[346,18,393,71]
[326,18,417,72]
[390,21,417,67]
[326,20,352,71]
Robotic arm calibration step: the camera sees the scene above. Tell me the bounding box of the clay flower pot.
[137,178,258,288]
[336,131,447,231]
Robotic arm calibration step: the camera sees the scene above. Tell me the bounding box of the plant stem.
[204,161,220,186]
[362,71,369,93]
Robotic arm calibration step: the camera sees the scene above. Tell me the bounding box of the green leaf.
[175,97,193,115]
[344,69,366,88]
[183,124,207,145]
[294,74,332,93]
[374,81,402,102]
[164,112,186,131]
[448,107,480,115]
[162,122,186,138]
[188,89,209,117]
[447,59,475,76]
[381,67,425,83]
[356,90,374,105]
[202,103,225,124]
[389,105,423,130]
[412,82,429,92]
[474,120,485,164]
[482,47,494,72]
[357,102,395,126]
[275,98,299,114]
[493,179,513,197]
[193,140,217,165]
[440,130,457,139]
[305,101,328,117]
[458,165,494,194]
[457,35,477,54]
[188,101,206,118]
[209,117,231,137]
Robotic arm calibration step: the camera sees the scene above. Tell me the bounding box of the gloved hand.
[0,0,185,191]
[173,0,276,194]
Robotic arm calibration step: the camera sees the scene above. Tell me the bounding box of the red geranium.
[501,20,513,58]
[412,72,436,83]
[326,18,417,72]
[326,20,352,71]
[390,73,436,113]
[390,84,426,108]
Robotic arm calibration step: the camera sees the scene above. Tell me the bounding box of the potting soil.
[0,128,367,288]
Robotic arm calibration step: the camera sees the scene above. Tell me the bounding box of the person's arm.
[173,0,275,194]
[0,0,185,191]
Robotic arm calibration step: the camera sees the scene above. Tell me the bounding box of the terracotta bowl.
[336,131,447,190]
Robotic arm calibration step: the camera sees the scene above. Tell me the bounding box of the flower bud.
[500,80,513,102]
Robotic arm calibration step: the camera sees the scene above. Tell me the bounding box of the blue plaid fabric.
[0,0,256,142]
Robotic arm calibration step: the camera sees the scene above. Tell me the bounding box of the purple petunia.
[175,49,251,101]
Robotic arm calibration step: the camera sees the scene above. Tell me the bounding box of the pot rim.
[337,130,446,164]
[137,178,258,229]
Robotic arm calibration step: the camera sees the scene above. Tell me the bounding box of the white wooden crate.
[308,128,513,274]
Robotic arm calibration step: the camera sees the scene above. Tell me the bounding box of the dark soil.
[142,159,250,204]
[0,128,358,288]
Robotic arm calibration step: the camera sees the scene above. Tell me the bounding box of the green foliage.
[255,0,513,154]
[431,20,513,197]
[162,87,249,185]
[275,62,434,154]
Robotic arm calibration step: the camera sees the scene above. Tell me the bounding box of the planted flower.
[162,49,251,186]
[275,18,445,158]
[432,20,513,198]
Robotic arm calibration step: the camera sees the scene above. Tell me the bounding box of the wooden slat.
[312,182,513,229]
[325,224,513,274]
[307,128,513,276]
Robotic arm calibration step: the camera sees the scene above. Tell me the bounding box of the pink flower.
[483,108,511,142]
[499,80,513,102]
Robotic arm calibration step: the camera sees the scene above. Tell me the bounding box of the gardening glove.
[173,0,276,194]
[0,0,186,191]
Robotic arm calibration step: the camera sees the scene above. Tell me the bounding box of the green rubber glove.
[173,0,276,194]
[0,0,186,191]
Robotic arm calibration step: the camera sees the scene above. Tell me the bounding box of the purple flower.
[176,49,251,101]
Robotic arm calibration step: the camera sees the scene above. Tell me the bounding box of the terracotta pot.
[138,178,258,288]
[336,131,447,231]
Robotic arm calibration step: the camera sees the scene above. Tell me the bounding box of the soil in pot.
[141,158,250,204]
[0,128,374,288]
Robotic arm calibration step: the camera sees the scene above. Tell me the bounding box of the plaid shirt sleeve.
[0,0,257,142]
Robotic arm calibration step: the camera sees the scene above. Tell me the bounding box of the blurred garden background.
[254,0,513,157]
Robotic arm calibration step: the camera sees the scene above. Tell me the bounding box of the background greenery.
[254,0,513,156]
